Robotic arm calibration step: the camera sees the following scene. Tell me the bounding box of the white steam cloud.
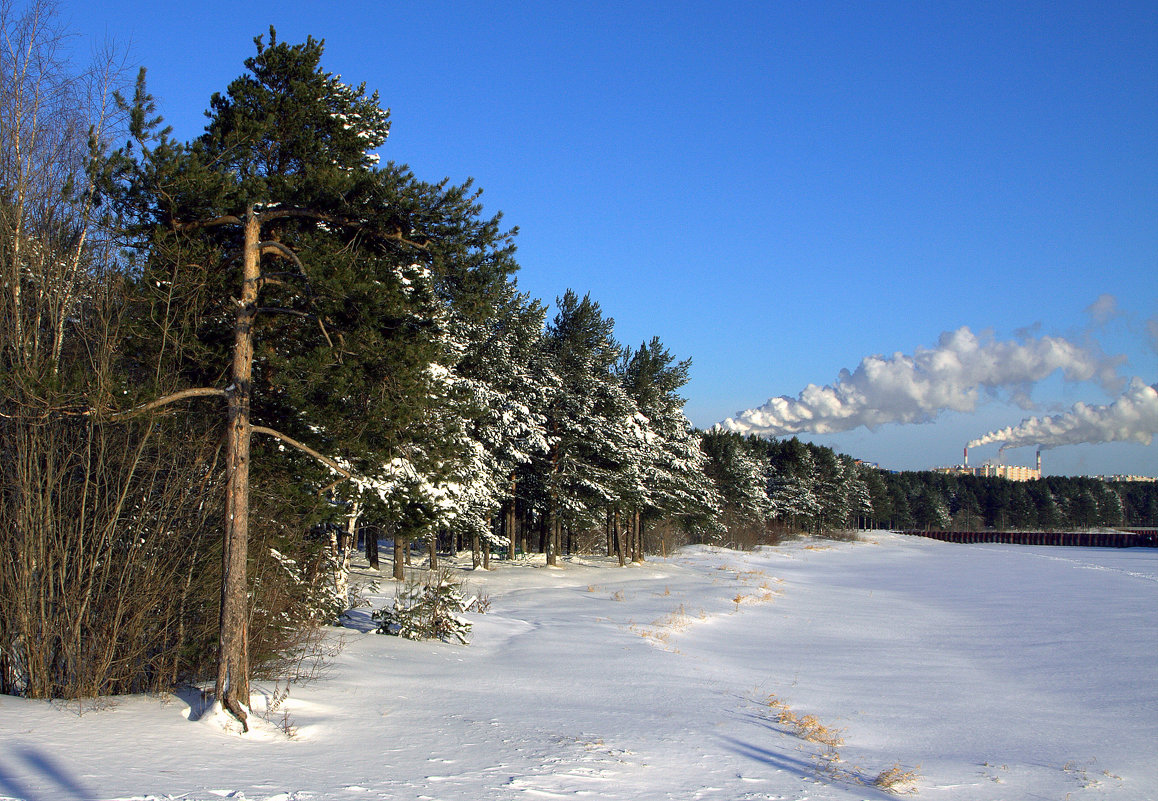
[967,378,1158,452]
[1085,293,1122,327]
[720,327,1123,438]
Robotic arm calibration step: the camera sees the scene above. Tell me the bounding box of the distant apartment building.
[932,464,1042,482]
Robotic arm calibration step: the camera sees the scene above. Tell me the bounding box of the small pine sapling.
[373,568,472,644]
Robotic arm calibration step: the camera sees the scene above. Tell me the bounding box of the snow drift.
[0,536,1154,800]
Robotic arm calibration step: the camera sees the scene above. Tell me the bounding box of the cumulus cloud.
[719,327,1124,438]
[967,379,1158,452]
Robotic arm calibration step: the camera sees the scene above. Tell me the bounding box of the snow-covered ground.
[1,532,1155,801]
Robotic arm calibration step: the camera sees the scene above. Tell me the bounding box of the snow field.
[0,533,1154,800]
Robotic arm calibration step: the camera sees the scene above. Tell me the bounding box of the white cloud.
[967,378,1158,452]
[720,327,1124,438]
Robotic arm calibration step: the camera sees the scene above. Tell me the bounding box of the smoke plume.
[720,327,1123,437]
[967,378,1158,452]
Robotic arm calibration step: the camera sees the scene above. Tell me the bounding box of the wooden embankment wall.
[897,529,1157,548]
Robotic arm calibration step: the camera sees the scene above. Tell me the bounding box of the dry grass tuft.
[653,604,690,631]
[733,588,780,609]
[796,714,845,748]
[873,763,922,794]
[763,694,918,794]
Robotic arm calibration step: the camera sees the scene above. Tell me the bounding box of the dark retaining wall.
[897,529,1158,548]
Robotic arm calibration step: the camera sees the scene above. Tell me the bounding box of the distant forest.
[702,432,1158,545]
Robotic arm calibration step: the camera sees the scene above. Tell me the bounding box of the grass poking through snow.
[762,693,920,795]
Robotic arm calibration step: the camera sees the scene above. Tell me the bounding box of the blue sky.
[64,1,1157,476]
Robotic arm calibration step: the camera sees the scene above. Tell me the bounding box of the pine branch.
[250,424,354,485]
[107,387,229,420]
[171,214,244,232]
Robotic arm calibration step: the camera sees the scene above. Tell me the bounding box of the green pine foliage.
[94,29,517,681]
[373,569,472,644]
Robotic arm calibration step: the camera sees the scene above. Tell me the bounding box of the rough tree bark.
[392,535,406,581]
[216,208,260,730]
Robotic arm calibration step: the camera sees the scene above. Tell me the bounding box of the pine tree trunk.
[393,536,405,581]
[216,207,260,731]
[633,510,644,563]
[614,509,626,567]
[546,504,557,566]
[471,533,481,569]
[507,474,518,560]
[428,538,438,571]
[547,435,559,566]
[335,501,360,605]
[606,508,614,557]
[366,526,379,570]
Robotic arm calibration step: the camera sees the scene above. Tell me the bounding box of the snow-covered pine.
[541,291,646,551]
[700,430,774,539]
[443,287,556,561]
[618,338,724,544]
[372,569,472,644]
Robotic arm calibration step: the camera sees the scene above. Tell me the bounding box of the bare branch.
[172,214,244,232]
[108,386,229,420]
[259,240,305,269]
[259,207,431,250]
[256,307,310,318]
[257,276,295,292]
[171,208,430,251]
[317,317,335,349]
[250,425,354,483]
[254,207,328,223]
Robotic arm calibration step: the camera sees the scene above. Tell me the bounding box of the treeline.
[876,471,1158,531]
[706,432,1158,534]
[0,14,738,703]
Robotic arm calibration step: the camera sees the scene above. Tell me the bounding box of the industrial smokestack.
[1036,450,1042,474]
[963,446,969,468]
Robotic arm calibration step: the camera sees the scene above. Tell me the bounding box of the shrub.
[373,568,472,644]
